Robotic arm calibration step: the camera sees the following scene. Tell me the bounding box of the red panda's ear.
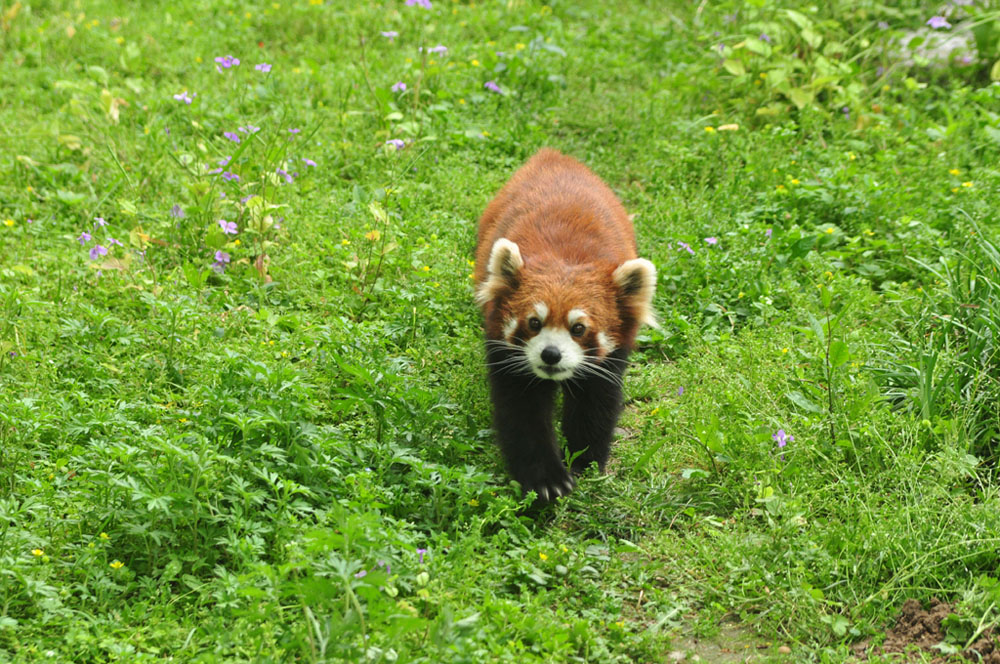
[613,258,658,328]
[476,238,523,305]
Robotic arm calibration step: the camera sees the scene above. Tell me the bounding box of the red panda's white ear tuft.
[476,238,523,305]
[613,258,658,328]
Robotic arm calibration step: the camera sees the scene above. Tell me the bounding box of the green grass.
[2,0,1000,661]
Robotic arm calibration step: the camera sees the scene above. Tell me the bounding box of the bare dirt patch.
[854,598,999,663]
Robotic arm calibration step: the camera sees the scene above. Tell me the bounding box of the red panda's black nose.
[541,346,562,365]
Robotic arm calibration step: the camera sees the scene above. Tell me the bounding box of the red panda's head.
[477,238,657,381]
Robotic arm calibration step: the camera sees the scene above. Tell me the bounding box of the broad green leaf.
[722,58,746,76]
[829,340,850,367]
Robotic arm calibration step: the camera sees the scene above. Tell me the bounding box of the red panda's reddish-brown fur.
[475,148,651,354]
[474,148,657,503]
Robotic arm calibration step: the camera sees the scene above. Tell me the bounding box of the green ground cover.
[2,0,1000,661]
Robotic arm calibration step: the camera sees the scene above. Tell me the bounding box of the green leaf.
[787,390,823,414]
[789,234,817,260]
[722,58,746,76]
[829,340,850,367]
[788,87,814,109]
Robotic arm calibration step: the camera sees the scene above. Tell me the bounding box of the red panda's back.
[475,149,637,284]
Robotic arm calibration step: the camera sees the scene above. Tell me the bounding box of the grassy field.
[3,0,1000,661]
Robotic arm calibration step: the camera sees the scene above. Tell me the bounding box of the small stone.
[668,651,686,662]
[778,645,791,654]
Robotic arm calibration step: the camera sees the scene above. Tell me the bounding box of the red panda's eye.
[570,323,586,337]
[528,317,542,331]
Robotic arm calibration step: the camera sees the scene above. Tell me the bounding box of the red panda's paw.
[517,463,575,503]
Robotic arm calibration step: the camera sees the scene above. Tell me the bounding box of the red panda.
[475,148,657,502]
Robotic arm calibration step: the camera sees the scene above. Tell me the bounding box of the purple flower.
[677,386,684,396]
[405,0,432,8]
[421,44,448,54]
[172,91,194,104]
[926,16,951,29]
[877,20,890,30]
[765,228,773,239]
[222,171,240,182]
[379,560,391,575]
[842,106,851,118]
[89,245,108,261]
[303,158,317,167]
[484,80,501,93]
[354,569,367,579]
[381,31,399,40]
[677,241,694,255]
[218,157,231,167]
[704,237,718,245]
[212,250,231,272]
[276,168,294,183]
[391,81,407,92]
[416,548,428,564]
[170,204,185,218]
[386,139,405,150]
[224,131,241,143]
[218,219,238,235]
[254,63,272,73]
[759,32,771,43]
[238,124,260,134]
[94,217,108,228]
[107,237,122,247]
[77,231,92,245]
[772,429,794,448]
[214,54,240,69]
[288,127,301,134]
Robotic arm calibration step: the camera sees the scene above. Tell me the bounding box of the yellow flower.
[949,168,960,176]
[738,291,745,299]
[3,219,14,227]
[99,532,110,540]
[864,230,874,236]
[538,552,548,561]
[848,153,856,161]
[962,181,973,188]
[421,265,430,272]
[245,11,252,18]
[468,498,479,506]
[515,43,526,50]
[458,98,466,105]
[309,0,323,4]
[179,418,187,423]
[703,126,716,133]
[825,227,835,234]
[650,407,659,416]
[781,347,789,354]
[365,230,381,241]
[110,560,124,569]
[560,545,568,553]
[466,259,475,268]
[824,271,833,280]
[775,184,786,191]
[26,186,33,192]
[759,72,767,79]
[195,56,202,63]
[481,130,490,137]
[470,59,480,66]
[790,178,800,185]
[268,340,275,346]
[115,36,124,45]
[341,239,350,246]
[233,239,241,246]
[31,548,44,557]
[951,187,959,193]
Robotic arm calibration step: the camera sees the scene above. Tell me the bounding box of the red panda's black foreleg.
[562,348,630,474]
[486,346,576,502]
